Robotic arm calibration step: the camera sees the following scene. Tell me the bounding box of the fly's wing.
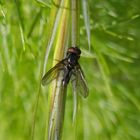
[71,64,89,98]
[41,59,66,86]
[71,76,78,122]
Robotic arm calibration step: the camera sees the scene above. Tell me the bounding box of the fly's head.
[67,47,81,66]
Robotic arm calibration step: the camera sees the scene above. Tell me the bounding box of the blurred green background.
[0,0,140,140]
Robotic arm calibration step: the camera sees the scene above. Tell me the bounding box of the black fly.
[42,47,89,98]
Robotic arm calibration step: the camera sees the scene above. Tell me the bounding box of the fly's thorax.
[67,53,79,66]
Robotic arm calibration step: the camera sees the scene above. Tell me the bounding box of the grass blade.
[71,0,79,47]
[43,1,70,139]
[82,0,90,50]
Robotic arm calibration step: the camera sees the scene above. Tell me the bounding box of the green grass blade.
[27,8,43,38]
[92,35,112,98]
[71,0,79,46]
[43,1,64,75]
[14,0,26,51]
[82,0,90,50]
[35,0,51,8]
[43,1,70,140]
[48,79,67,140]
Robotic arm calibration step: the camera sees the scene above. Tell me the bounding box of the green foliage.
[0,0,140,140]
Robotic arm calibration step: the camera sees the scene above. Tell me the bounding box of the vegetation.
[0,0,140,140]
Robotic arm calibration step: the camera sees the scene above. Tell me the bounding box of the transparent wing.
[71,77,78,123]
[41,59,66,86]
[71,64,89,98]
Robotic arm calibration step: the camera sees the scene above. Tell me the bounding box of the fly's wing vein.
[41,59,66,86]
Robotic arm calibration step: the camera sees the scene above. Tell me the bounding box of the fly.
[42,47,89,98]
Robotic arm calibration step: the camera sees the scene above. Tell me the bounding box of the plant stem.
[71,0,79,47]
